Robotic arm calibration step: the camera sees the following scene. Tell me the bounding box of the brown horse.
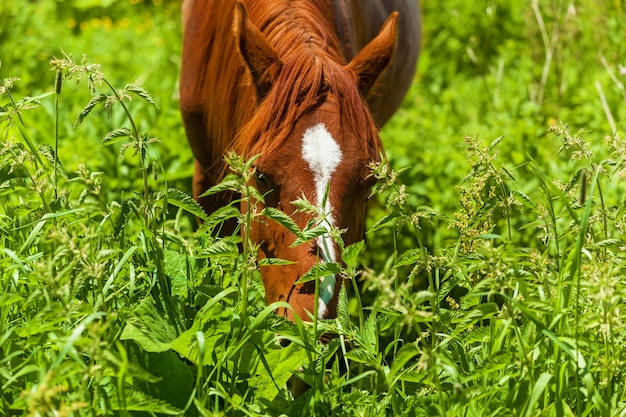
[179,0,421,321]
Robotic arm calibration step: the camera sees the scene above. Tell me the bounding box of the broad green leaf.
[170,287,238,365]
[249,341,308,401]
[120,298,178,353]
[144,351,194,410]
[164,249,188,298]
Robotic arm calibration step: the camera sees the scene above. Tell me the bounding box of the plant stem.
[101,77,149,202]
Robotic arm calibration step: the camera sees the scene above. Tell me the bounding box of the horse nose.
[309,240,321,257]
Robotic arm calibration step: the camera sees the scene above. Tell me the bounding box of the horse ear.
[234,1,283,101]
[347,11,398,97]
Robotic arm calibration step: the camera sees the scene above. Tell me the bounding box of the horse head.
[231,2,398,321]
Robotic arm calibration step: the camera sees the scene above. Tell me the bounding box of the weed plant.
[1,0,626,416]
[1,51,626,416]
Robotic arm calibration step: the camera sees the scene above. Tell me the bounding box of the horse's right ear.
[234,1,283,101]
[347,12,398,97]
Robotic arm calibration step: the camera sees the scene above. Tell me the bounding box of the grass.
[1,0,626,416]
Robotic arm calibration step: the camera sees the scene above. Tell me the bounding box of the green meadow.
[1,0,625,415]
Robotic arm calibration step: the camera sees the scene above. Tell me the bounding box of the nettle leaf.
[336,282,351,331]
[472,351,515,376]
[295,262,342,285]
[291,225,329,247]
[341,240,364,268]
[367,211,402,234]
[200,174,241,197]
[125,83,159,107]
[121,298,178,352]
[107,388,183,414]
[389,343,420,383]
[102,127,131,145]
[345,346,376,365]
[590,238,623,249]
[512,190,536,210]
[101,350,162,384]
[113,198,138,236]
[74,93,108,127]
[258,257,296,266]
[443,302,500,344]
[37,144,68,179]
[202,238,239,257]
[200,204,240,235]
[165,187,208,222]
[358,313,379,355]
[0,178,27,196]
[489,134,505,151]
[261,207,303,239]
[393,247,424,268]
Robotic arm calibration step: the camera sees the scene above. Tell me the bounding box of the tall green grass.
[1,0,626,416]
[2,51,626,415]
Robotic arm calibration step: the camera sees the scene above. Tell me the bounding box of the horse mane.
[230,0,383,167]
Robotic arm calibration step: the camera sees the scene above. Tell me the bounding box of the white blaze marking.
[301,123,342,319]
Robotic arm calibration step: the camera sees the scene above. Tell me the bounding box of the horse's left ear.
[347,12,398,97]
[234,0,283,101]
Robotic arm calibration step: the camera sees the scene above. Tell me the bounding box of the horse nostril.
[309,241,321,256]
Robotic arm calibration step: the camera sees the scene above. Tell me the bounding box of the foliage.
[1,0,626,416]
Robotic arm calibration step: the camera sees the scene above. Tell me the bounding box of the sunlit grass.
[1,0,625,416]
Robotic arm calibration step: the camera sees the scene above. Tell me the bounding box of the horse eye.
[255,171,272,188]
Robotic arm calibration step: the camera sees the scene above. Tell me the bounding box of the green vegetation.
[1,0,625,415]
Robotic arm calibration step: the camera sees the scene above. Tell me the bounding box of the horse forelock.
[233,2,382,169]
